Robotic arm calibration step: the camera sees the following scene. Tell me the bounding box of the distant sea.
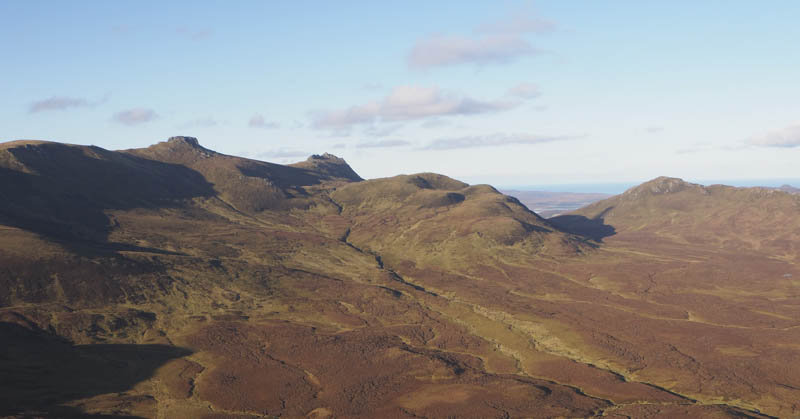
[499,178,800,195]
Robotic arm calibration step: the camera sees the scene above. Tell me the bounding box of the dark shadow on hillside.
[0,143,216,256]
[239,161,331,189]
[549,213,616,242]
[0,320,191,418]
[238,155,362,189]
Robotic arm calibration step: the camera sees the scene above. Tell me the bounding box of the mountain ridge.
[1,138,797,418]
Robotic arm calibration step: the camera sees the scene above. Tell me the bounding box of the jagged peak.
[138,136,216,161]
[308,152,345,162]
[163,136,214,155]
[167,136,201,148]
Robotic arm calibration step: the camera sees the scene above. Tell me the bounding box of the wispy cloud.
[408,13,553,69]
[408,35,539,69]
[113,108,158,125]
[29,96,93,113]
[507,83,541,99]
[311,86,518,129]
[356,139,411,149]
[249,114,280,129]
[177,27,213,41]
[747,124,800,148]
[422,133,572,150]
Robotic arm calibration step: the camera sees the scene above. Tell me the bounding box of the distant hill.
[501,189,611,218]
[551,176,800,255]
[778,184,800,194]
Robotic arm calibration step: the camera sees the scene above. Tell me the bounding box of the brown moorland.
[0,138,796,418]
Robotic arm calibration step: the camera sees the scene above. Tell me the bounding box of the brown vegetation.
[0,141,795,418]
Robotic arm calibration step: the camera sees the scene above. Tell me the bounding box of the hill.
[552,176,800,255]
[0,141,794,418]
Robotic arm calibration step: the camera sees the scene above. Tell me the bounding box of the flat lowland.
[500,189,612,218]
[1,139,797,418]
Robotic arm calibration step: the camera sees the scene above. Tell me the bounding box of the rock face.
[0,139,795,418]
[290,152,364,182]
[168,135,201,147]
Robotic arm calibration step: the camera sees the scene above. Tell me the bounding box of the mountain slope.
[128,136,356,212]
[0,138,629,418]
[0,141,793,418]
[331,174,587,269]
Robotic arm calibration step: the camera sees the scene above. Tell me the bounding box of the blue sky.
[2,1,799,188]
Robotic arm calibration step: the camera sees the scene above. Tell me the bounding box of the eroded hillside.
[1,139,796,418]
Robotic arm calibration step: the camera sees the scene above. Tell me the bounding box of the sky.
[2,1,800,190]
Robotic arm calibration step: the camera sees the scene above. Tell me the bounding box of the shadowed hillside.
[0,140,215,247]
[128,136,358,213]
[0,315,191,418]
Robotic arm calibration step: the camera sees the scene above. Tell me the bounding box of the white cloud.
[747,124,800,148]
[356,139,411,149]
[249,114,280,129]
[507,83,541,99]
[408,13,553,69]
[422,133,572,150]
[408,35,539,69]
[311,86,517,129]
[113,108,158,125]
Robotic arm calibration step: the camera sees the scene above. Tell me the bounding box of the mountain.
[552,176,800,255]
[0,141,794,418]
